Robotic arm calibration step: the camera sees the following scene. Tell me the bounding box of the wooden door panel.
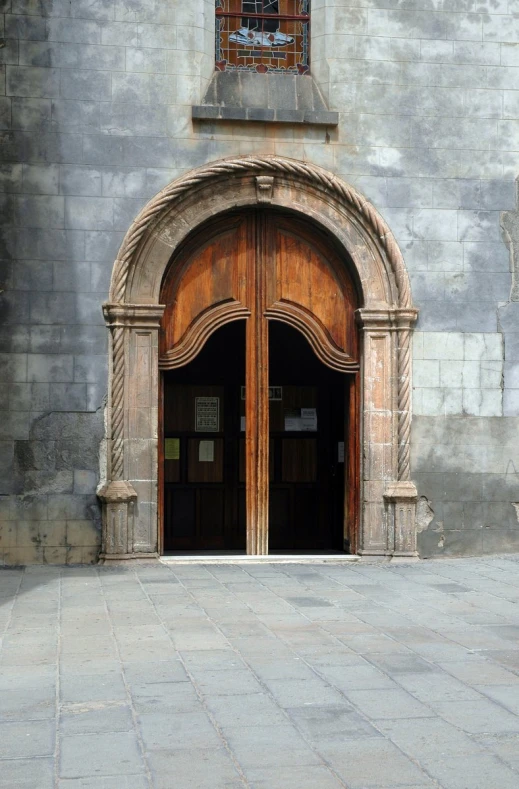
[268,488,291,548]
[188,438,224,483]
[282,439,317,483]
[294,488,319,546]
[275,229,348,351]
[199,490,225,539]
[160,217,250,358]
[164,385,224,433]
[168,489,196,539]
[160,210,360,555]
[264,215,359,366]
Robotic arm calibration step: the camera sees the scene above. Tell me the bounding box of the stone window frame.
[99,155,419,562]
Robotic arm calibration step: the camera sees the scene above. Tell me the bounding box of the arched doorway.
[99,156,418,561]
[159,208,360,555]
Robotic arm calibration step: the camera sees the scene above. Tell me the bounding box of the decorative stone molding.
[104,155,418,560]
[97,480,138,561]
[384,482,419,558]
[110,155,412,310]
[100,304,165,561]
[255,175,274,203]
[355,308,417,557]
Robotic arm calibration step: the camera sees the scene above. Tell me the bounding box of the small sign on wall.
[164,438,180,460]
[301,408,317,431]
[199,440,214,462]
[284,407,318,432]
[195,397,219,432]
[338,441,345,463]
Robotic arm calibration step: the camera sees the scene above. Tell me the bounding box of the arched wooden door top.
[159,210,361,372]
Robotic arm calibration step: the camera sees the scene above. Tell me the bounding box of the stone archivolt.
[101,155,418,561]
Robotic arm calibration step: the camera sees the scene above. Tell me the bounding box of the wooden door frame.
[99,155,419,562]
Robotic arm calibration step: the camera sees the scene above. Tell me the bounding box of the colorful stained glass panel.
[215,1,310,74]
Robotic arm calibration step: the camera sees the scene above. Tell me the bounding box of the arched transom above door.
[100,156,419,562]
[159,210,359,372]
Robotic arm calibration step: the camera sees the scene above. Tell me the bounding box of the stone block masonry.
[0,1,519,561]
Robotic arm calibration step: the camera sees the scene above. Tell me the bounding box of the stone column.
[98,303,165,562]
[356,308,418,558]
[386,308,419,558]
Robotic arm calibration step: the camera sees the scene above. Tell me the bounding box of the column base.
[384,481,418,557]
[97,480,138,558]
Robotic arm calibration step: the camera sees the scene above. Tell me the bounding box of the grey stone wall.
[0,0,518,562]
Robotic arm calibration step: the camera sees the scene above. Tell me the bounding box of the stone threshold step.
[160,553,360,564]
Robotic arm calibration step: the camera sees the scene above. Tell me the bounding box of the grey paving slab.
[59,704,134,735]
[130,681,201,714]
[138,711,222,751]
[0,757,55,789]
[4,557,519,787]
[245,764,345,789]
[318,738,434,788]
[146,747,244,789]
[0,719,55,759]
[60,671,127,704]
[222,724,322,769]
[59,731,145,778]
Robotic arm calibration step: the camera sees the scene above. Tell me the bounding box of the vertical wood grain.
[246,212,270,554]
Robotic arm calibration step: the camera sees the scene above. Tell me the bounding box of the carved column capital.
[356,307,418,331]
[103,303,165,329]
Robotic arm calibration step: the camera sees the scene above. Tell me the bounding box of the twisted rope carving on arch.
[398,328,412,482]
[109,155,412,309]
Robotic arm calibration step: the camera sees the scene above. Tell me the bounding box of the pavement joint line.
[97,566,155,789]
[53,570,62,789]
[212,562,447,789]
[4,559,519,787]
[180,562,352,789]
[228,561,519,785]
[133,567,252,789]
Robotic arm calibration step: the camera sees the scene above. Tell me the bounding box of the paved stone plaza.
[2,556,519,788]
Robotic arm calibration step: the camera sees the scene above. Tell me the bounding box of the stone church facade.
[1,1,518,565]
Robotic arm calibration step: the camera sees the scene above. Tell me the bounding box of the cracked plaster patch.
[501,179,519,302]
[416,496,434,533]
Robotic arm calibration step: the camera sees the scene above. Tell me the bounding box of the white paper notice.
[284,409,302,431]
[195,397,219,432]
[198,440,214,462]
[240,416,246,432]
[338,441,345,463]
[301,408,317,432]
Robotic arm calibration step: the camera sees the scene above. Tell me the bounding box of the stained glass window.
[215,1,310,75]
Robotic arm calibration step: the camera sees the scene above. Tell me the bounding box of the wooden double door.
[160,209,360,554]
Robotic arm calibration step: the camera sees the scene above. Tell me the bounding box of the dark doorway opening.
[162,320,349,554]
[268,321,347,553]
[162,321,246,553]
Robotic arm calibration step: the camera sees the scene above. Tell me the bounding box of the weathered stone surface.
[1,1,519,562]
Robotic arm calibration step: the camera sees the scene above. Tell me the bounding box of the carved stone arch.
[99,155,418,561]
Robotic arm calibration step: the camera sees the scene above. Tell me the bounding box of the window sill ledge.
[192,105,338,125]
